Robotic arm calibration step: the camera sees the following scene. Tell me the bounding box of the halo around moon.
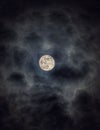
[39,55,55,71]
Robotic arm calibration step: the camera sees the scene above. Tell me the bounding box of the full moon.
[39,55,55,71]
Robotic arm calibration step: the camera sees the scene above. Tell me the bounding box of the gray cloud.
[0,1,100,130]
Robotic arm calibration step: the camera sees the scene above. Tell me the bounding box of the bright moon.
[39,55,55,71]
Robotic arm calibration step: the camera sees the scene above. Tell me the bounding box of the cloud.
[0,1,100,130]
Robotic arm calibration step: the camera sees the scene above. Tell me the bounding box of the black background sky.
[0,0,100,130]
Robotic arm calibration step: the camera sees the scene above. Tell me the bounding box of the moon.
[39,55,55,71]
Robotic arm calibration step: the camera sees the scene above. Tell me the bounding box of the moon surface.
[39,55,55,71]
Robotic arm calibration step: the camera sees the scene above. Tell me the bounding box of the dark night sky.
[0,0,100,130]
